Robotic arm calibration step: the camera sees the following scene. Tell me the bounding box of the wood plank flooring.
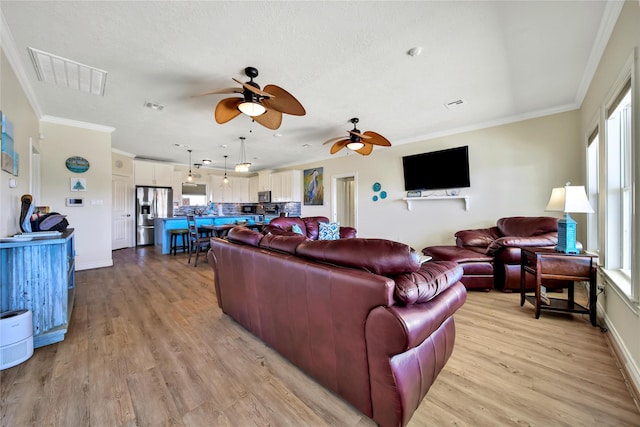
[2,247,639,426]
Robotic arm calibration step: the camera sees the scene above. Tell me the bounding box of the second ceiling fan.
[194,66,306,130]
[323,118,392,156]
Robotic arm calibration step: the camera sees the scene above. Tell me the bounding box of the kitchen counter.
[154,215,261,255]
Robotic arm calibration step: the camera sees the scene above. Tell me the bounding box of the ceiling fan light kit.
[323,118,392,156]
[196,66,305,130]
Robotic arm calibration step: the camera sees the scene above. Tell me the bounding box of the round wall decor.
[65,156,90,173]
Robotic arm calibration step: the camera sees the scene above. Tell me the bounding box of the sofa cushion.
[260,233,308,254]
[318,222,340,240]
[393,261,463,305]
[302,216,329,240]
[497,216,558,237]
[296,238,421,276]
[226,226,263,246]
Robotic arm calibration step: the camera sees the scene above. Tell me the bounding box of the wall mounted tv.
[402,145,470,191]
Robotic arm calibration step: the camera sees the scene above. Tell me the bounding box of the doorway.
[332,174,357,228]
[112,175,134,250]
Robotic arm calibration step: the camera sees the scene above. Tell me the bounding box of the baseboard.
[599,301,640,412]
[76,259,113,271]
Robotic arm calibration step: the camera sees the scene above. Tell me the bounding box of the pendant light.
[187,149,193,182]
[223,155,229,184]
[235,136,251,172]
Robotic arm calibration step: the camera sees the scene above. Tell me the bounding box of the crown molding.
[40,115,115,133]
[1,10,43,118]
[111,148,135,158]
[574,0,625,106]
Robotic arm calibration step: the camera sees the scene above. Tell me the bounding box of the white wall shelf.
[402,195,470,211]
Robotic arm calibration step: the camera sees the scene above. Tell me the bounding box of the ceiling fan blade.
[363,131,392,146]
[356,143,374,156]
[232,78,273,97]
[214,98,243,124]
[252,107,283,130]
[263,85,306,116]
[192,87,242,97]
[322,136,348,145]
[349,130,372,139]
[330,139,349,154]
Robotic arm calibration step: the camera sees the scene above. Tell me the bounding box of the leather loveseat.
[263,215,357,239]
[423,216,565,291]
[208,226,467,427]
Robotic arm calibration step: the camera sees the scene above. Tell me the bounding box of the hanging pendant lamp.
[223,155,229,184]
[235,136,251,172]
[187,149,193,182]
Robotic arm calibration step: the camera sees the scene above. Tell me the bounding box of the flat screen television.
[402,146,470,191]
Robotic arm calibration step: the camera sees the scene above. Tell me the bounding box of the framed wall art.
[304,167,323,205]
[70,177,87,192]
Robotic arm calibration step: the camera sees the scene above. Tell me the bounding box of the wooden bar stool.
[169,229,189,255]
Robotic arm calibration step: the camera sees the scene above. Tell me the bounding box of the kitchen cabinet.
[271,170,301,202]
[172,171,183,204]
[258,170,273,192]
[210,175,250,203]
[134,160,173,187]
[249,176,259,202]
[1,230,76,348]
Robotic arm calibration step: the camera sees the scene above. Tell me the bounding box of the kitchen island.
[154,215,262,255]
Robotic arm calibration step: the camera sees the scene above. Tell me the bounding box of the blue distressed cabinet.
[1,229,76,348]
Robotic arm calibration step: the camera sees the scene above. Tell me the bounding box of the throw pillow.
[318,222,340,240]
[291,223,304,235]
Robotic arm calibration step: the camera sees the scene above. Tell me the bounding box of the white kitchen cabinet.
[249,176,259,202]
[271,170,301,202]
[172,171,183,204]
[233,177,250,203]
[258,170,273,192]
[134,160,173,187]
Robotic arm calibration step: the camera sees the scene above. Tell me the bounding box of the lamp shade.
[346,141,365,150]
[545,184,594,213]
[238,101,266,117]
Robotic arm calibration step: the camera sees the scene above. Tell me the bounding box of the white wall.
[39,120,113,270]
[293,110,583,252]
[579,0,640,396]
[0,51,40,236]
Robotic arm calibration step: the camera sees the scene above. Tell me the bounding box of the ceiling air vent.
[28,47,108,96]
[444,98,467,110]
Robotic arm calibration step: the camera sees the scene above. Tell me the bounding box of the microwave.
[258,191,271,203]
[241,205,257,214]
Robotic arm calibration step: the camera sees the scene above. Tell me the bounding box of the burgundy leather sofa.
[263,215,357,239]
[208,226,467,427]
[423,216,565,291]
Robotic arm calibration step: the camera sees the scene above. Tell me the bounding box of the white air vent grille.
[28,47,107,96]
[444,99,467,109]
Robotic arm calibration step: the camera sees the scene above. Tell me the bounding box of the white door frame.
[331,172,358,229]
[112,174,134,250]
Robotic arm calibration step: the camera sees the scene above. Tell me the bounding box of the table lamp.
[545,182,594,254]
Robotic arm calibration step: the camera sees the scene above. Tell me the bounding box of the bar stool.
[169,229,189,255]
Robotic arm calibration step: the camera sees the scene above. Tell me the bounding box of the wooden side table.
[520,247,598,326]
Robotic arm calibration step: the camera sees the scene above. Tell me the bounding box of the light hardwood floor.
[2,247,639,426]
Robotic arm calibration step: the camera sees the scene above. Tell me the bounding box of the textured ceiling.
[1,1,616,172]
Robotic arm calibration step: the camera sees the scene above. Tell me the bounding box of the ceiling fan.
[193,66,306,130]
[323,118,392,156]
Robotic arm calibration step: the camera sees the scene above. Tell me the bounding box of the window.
[586,129,599,253]
[182,183,207,206]
[604,80,633,296]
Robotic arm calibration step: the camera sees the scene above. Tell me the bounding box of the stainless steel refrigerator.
[136,186,173,246]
